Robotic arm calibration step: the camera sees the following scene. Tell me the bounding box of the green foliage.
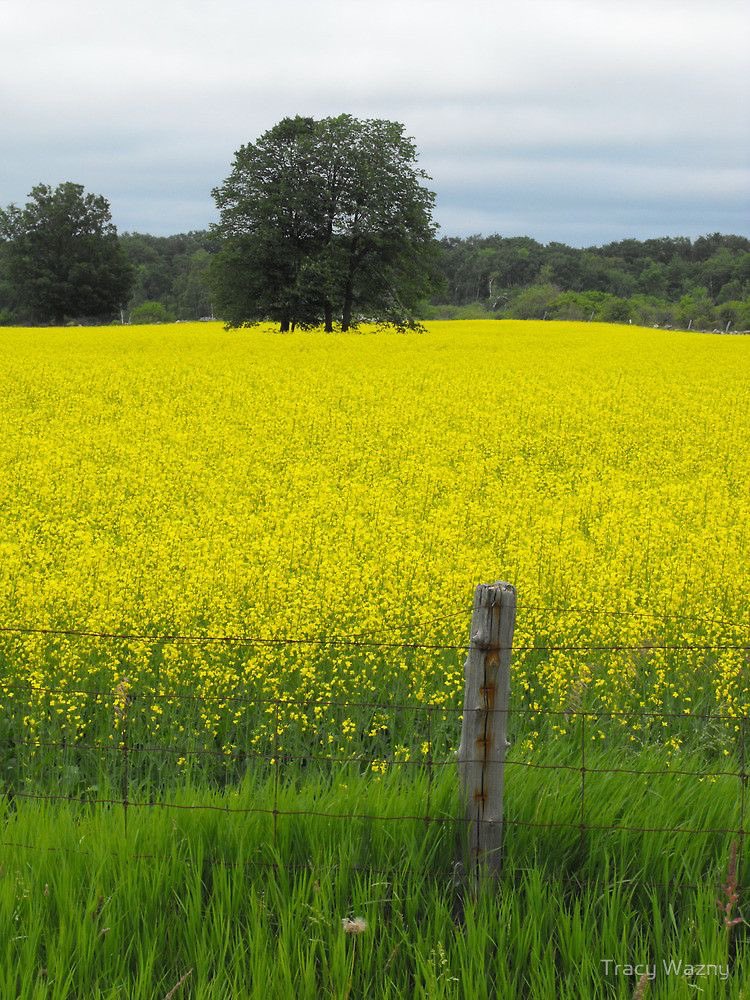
[597,295,633,323]
[677,289,717,330]
[103,228,750,333]
[119,231,217,320]
[418,301,497,321]
[717,300,750,330]
[432,232,750,330]
[3,745,748,997]
[129,300,176,324]
[509,282,560,319]
[0,182,133,324]
[211,114,438,331]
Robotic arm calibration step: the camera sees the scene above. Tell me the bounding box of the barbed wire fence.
[0,582,749,899]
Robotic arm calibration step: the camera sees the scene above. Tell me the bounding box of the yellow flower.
[0,320,747,757]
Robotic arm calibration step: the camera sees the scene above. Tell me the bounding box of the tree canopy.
[424,232,750,328]
[119,230,217,320]
[3,176,746,332]
[210,115,439,331]
[102,229,750,333]
[0,182,133,324]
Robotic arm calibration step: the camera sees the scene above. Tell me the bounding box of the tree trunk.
[341,283,353,332]
[280,317,290,332]
[324,302,333,333]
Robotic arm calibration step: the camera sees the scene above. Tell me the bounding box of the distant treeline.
[117,231,219,323]
[119,230,750,331]
[3,228,749,330]
[426,233,750,330]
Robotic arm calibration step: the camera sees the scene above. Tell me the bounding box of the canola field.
[0,320,749,769]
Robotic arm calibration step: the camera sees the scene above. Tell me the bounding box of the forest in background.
[426,232,750,330]
[121,230,750,331]
[2,230,749,330]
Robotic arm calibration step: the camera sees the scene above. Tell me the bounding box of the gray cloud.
[2,0,748,243]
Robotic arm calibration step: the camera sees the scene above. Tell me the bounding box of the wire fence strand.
[1,621,749,653]
[3,604,749,893]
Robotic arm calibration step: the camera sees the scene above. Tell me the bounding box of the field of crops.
[1,320,749,998]
[1,321,749,750]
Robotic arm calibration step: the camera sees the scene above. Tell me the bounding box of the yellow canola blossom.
[0,320,748,755]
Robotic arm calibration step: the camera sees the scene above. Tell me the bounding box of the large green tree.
[211,115,438,331]
[0,182,133,324]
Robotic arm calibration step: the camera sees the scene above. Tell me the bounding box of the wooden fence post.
[458,581,516,882]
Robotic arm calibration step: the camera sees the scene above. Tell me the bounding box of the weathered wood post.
[458,581,516,882]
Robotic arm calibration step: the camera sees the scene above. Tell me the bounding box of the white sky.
[1,0,748,244]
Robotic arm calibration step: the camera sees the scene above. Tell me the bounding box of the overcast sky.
[2,0,748,245]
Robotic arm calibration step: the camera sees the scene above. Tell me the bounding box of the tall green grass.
[2,741,748,998]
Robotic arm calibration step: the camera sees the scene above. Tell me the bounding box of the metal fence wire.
[0,598,748,893]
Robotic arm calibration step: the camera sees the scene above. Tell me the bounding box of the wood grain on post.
[458,581,516,881]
